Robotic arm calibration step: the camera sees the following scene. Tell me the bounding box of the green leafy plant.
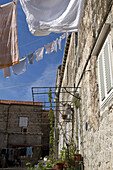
[59,147,67,161]
[72,93,81,108]
[73,98,80,108]
[45,158,54,168]
[55,158,64,164]
[48,88,55,157]
[26,162,33,170]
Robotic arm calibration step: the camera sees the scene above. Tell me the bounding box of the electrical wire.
[0,78,55,90]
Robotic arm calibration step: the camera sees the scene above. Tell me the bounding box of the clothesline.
[0,0,79,80]
[13,0,19,2]
[0,78,55,90]
[3,32,69,78]
[19,33,65,48]
[0,0,83,72]
[25,32,68,56]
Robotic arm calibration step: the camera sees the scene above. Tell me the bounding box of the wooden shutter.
[98,54,105,101]
[104,41,112,93]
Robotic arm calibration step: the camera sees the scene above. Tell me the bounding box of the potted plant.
[68,140,82,162]
[54,158,64,170]
[74,150,82,162]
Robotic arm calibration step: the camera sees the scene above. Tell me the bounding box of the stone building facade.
[0,100,49,168]
[55,0,113,170]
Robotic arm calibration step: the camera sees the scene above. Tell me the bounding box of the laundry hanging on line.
[26,147,33,158]
[45,42,54,54]
[0,1,72,78]
[35,47,44,62]
[0,1,19,69]
[3,67,11,78]
[2,32,68,78]
[19,0,83,36]
[51,39,58,52]
[58,38,62,51]
[27,53,34,64]
[12,56,27,75]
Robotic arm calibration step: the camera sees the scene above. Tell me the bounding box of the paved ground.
[0,168,26,170]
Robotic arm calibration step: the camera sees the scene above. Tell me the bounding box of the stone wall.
[55,0,113,169]
[0,101,50,167]
[41,110,50,157]
[76,0,113,169]
[0,104,8,148]
[7,104,42,146]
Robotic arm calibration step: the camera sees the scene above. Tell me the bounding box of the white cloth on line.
[61,33,66,40]
[27,52,34,64]
[35,47,44,62]
[12,57,27,75]
[19,0,83,36]
[66,32,69,39]
[51,39,57,52]
[58,38,62,51]
[45,39,58,54]
[3,67,11,78]
[45,42,53,54]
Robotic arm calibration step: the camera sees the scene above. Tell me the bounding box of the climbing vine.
[48,87,55,158]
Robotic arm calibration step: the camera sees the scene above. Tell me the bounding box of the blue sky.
[0,0,66,101]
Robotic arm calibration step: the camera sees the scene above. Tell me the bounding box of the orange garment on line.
[0,1,19,69]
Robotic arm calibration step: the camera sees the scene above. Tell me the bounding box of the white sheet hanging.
[3,67,11,78]
[35,47,44,62]
[12,56,27,75]
[27,52,34,64]
[19,0,83,36]
[51,39,57,52]
[45,42,53,54]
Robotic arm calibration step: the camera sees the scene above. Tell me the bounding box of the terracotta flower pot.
[62,114,67,119]
[55,163,64,170]
[74,154,82,162]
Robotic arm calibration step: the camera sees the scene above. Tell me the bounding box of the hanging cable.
[0,78,55,90]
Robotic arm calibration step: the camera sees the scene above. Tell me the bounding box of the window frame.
[19,116,28,128]
[98,33,113,107]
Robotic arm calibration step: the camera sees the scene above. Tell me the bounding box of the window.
[22,127,27,133]
[98,33,113,106]
[19,117,28,127]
